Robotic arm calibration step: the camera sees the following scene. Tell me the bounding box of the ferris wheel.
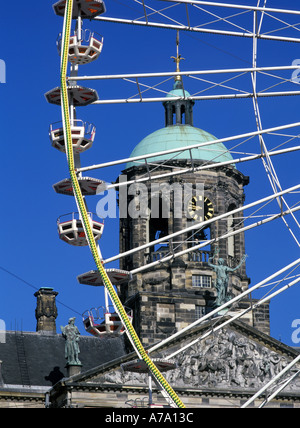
[46,0,300,409]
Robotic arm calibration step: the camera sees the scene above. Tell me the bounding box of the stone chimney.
[34,288,58,334]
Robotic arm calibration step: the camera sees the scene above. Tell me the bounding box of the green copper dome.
[166,87,191,99]
[125,79,234,169]
[126,124,234,169]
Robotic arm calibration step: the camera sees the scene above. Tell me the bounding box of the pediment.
[162,326,298,392]
[68,319,300,398]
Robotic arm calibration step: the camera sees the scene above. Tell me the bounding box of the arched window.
[148,194,170,261]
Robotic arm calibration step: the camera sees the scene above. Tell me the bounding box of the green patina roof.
[165,87,191,99]
[126,78,234,170]
[126,124,234,169]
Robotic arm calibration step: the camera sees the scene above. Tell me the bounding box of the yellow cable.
[59,0,185,409]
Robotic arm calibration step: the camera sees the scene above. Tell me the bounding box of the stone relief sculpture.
[165,330,294,390]
[208,247,248,307]
[101,328,299,393]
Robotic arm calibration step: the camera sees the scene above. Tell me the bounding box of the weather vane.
[171,31,185,82]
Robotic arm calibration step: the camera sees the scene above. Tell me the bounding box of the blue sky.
[0,0,300,345]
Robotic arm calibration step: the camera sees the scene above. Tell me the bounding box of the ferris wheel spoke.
[95,143,298,194]
[157,0,300,17]
[97,14,300,43]
[71,65,300,81]
[96,0,300,42]
[70,62,300,103]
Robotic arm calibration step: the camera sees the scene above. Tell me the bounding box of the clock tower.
[117,68,268,347]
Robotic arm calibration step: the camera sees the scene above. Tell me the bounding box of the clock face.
[188,196,214,221]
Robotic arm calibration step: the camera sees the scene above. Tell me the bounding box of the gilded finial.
[171,31,185,82]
